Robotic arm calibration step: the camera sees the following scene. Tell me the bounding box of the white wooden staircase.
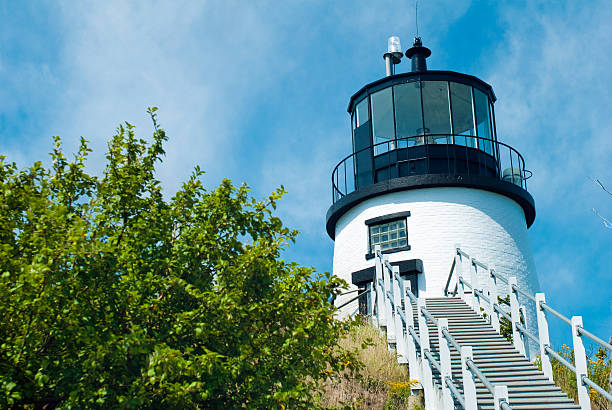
[350,246,612,409]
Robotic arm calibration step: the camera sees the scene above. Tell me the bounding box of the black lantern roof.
[347,70,496,114]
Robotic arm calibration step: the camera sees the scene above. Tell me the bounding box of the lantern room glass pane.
[353,97,372,189]
[371,88,395,155]
[474,88,493,154]
[394,82,424,147]
[351,111,356,151]
[450,82,475,148]
[422,81,451,144]
[356,98,370,128]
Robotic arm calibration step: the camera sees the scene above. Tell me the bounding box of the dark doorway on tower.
[352,259,423,315]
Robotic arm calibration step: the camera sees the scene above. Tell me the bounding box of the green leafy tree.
[0,108,358,408]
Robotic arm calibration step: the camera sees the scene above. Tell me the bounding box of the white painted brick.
[333,187,540,330]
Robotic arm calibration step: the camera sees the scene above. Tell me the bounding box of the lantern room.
[327,38,535,239]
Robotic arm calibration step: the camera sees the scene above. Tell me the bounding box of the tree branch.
[592,208,612,229]
[589,177,612,196]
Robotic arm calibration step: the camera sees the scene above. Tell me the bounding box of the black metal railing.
[331,134,531,203]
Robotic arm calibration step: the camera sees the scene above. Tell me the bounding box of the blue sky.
[1,1,610,349]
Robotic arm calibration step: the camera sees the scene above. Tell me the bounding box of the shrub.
[0,109,358,408]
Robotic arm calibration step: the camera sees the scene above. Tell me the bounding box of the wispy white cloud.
[1,1,609,339]
[486,1,612,340]
[487,2,612,208]
[4,1,302,187]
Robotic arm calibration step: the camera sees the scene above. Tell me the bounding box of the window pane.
[422,81,451,139]
[474,88,493,154]
[394,82,424,147]
[354,97,373,189]
[450,82,475,147]
[369,219,408,253]
[371,88,395,155]
[356,98,370,127]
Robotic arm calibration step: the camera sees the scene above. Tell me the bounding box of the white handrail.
[451,246,612,407]
[367,244,612,408]
[367,246,512,409]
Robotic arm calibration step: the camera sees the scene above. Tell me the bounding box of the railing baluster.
[489,268,500,332]
[520,304,529,360]
[367,282,375,322]
[374,246,385,328]
[383,254,395,343]
[508,276,526,356]
[571,316,592,410]
[343,159,347,195]
[494,385,510,410]
[404,280,420,379]
[418,298,434,409]
[392,266,408,363]
[438,318,454,410]
[455,246,465,301]
[470,257,480,312]
[535,293,553,382]
[461,346,478,410]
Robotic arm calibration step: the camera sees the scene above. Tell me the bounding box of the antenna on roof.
[415,0,419,38]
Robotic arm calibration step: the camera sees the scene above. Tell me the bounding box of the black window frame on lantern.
[364,211,411,260]
[346,71,501,196]
[349,73,498,157]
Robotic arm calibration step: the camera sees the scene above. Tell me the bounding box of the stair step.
[382,297,579,408]
[480,405,580,409]
[448,362,535,370]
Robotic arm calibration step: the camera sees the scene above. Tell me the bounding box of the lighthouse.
[329,37,540,318]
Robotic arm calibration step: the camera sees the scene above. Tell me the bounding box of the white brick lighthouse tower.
[329,38,540,317]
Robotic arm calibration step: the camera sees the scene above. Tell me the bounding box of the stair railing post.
[571,316,592,410]
[367,282,375,323]
[520,304,529,360]
[437,318,454,410]
[374,246,385,329]
[508,276,526,356]
[392,266,408,363]
[494,385,509,410]
[417,298,434,409]
[535,293,553,382]
[382,254,396,343]
[455,247,465,301]
[470,257,480,313]
[489,268,500,333]
[405,281,420,380]
[465,256,474,310]
[461,346,478,410]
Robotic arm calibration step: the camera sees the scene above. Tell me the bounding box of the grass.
[319,318,423,409]
[535,344,611,409]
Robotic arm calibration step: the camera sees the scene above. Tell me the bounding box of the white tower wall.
[333,187,540,318]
